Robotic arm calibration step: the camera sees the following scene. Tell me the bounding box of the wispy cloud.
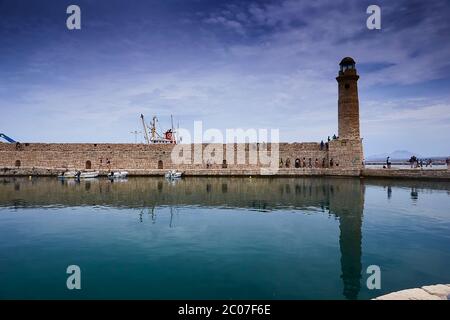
[0,0,449,155]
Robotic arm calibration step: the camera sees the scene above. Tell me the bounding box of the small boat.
[57,171,77,179]
[107,171,129,179]
[165,170,183,179]
[58,171,99,179]
[79,171,99,179]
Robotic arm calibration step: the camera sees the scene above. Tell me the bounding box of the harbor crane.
[0,133,17,143]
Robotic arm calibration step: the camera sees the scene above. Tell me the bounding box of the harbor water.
[0,177,449,299]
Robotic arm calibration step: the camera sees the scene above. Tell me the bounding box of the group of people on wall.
[280,135,341,169]
[408,156,434,169]
[382,156,450,169]
[280,157,337,169]
[319,134,339,151]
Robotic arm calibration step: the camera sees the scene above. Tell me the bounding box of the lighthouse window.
[345,84,350,89]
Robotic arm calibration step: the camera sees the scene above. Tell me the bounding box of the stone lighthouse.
[337,57,360,140]
[329,57,364,169]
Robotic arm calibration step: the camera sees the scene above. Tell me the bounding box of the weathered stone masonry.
[0,142,334,170]
[0,58,365,174]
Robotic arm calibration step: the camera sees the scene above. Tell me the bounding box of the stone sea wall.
[0,141,362,172]
[362,168,450,181]
[2,142,449,180]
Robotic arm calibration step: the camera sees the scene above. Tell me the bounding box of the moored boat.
[107,171,129,179]
[58,171,99,179]
[78,171,99,179]
[165,170,183,179]
[57,171,77,179]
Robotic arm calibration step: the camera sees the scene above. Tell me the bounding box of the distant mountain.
[366,150,422,161]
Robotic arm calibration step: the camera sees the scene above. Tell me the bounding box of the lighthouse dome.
[339,57,356,66]
[339,57,356,73]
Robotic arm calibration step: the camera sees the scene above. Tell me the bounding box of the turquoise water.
[0,177,449,299]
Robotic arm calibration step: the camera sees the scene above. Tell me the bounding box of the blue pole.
[0,133,17,143]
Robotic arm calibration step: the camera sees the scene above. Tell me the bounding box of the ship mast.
[151,116,157,141]
[171,114,175,143]
[140,114,150,144]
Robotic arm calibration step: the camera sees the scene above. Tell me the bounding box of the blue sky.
[0,0,449,156]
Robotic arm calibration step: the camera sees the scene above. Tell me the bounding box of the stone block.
[421,284,450,299]
[375,288,443,300]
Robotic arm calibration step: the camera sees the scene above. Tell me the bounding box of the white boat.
[59,171,99,179]
[79,171,99,179]
[165,170,183,179]
[58,171,77,179]
[108,171,129,179]
[58,171,100,179]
